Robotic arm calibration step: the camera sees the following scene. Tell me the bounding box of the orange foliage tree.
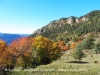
[70,43,77,49]
[9,37,34,68]
[58,41,65,46]
[0,39,12,66]
[70,40,82,50]
[0,39,15,75]
[58,41,65,50]
[77,40,82,43]
[63,46,69,50]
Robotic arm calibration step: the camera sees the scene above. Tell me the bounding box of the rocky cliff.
[30,10,100,40]
[32,16,88,36]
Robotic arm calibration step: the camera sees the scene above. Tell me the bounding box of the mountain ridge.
[31,10,100,41]
[32,16,88,35]
[0,33,30,44]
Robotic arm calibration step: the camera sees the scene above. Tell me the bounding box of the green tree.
[64,38,68,43]
[82,37,94,50]
[73,43,84,60]
[72,36,78,42]
[94,42,100,54]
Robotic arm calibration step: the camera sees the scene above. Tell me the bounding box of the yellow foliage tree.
[32,36,62,64]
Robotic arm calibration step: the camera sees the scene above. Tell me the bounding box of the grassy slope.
[11,50,100,75]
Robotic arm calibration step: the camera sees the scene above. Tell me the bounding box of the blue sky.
[0,0,100,34]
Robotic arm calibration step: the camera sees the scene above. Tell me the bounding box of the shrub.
[73,48,84,60]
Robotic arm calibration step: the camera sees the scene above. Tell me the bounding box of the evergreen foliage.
[82,37,94,50]
[73,48,84,60]
[94,42,100,54]
[31,10,100,41]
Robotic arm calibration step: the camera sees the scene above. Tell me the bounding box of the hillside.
[31,10,100,41]
[12,50,100,75]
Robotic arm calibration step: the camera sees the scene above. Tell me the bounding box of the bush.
[93,42,100,54]
[73,48,84,60]
[73,43,84,60]
[82,37,94,49]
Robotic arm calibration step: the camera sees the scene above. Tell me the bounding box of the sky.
[0,0,100,34]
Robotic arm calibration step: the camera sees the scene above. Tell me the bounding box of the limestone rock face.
[33,28,44,35]
[32,16,88,36]
[82,17,88,22]
[67,17,73,25]
[76,18,79,23]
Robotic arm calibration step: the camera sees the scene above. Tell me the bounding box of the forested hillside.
[31,10,100,41]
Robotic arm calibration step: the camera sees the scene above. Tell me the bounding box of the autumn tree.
[32,36,62,65]
[0,39,7,66]
[9,37,34,68]
[58,41,65,46]
[0,39,13,75]
[77,39,82,43]
[63,46,68,50]
[70,43,76,49]
[0,39,12,66]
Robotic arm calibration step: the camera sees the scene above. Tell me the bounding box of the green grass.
[10,50,100,75]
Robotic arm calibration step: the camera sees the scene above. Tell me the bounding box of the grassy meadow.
[9,50,100,75]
